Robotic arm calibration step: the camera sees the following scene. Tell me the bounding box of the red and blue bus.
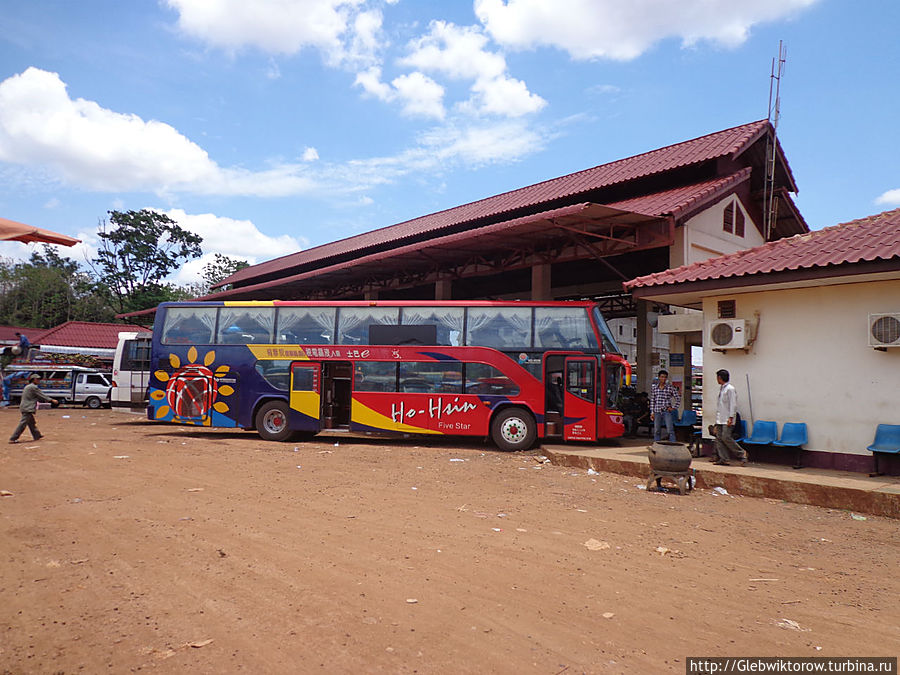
[147,300,630,450]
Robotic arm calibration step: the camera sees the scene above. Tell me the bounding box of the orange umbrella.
[0,216,80,247]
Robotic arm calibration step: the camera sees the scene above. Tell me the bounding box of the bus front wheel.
[491,407,536,452]
[256,401,293,442]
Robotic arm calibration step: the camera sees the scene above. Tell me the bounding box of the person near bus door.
[650,369,681,442]
[9,373,58,443]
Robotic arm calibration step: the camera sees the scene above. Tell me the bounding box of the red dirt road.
[1,409,898,673]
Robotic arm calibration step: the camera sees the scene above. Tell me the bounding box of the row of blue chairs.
[736,420,807,469]
[677,414,900,475]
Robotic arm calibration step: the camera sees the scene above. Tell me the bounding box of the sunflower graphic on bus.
[149,347,237,426]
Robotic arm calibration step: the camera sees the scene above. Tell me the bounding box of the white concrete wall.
[702,279,900,455]
[607,316,670,367]
[673,195,765,268]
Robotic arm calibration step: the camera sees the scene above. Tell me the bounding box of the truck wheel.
[490,407,536,452]
[85,396,102,409]
[256,401,293,442]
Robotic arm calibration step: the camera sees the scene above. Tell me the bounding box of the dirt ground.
[1,408,897,674]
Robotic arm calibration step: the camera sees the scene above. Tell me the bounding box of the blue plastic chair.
[867,424,900,476]
[772,422,807,469]
[742,420,778,446]
[740,420,777,463]
[674,410,698,428]
[732,419,747,442]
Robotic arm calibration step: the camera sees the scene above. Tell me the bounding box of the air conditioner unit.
[708,318,746,349]
[868,313,900,348]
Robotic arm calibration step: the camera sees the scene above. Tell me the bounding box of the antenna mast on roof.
[763,40,786,240]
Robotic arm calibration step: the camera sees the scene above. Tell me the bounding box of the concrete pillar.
[531,262,551,301]
[635,300,653,394]
[668,333,688,412]
[435,278,453,300]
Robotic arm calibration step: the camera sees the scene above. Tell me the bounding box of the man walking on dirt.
[713,369,747,466]
[9,373,57,443]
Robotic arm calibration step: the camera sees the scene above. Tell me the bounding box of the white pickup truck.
[4,365,112,408]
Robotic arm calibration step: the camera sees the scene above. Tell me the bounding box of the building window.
[723,199,745,237]
[718,300,736,319]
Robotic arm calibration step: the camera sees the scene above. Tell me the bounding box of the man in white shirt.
[714,369,747,466]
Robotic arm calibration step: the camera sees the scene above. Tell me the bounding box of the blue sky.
[1,0,898,285]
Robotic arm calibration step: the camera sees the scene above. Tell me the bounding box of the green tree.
[0,247,115,328]
[91,209,202,314]
[201,253,249,292]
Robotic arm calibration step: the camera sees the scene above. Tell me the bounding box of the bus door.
[543,354,567,438]
[290,362,322,432]
[321,361,352,429]
[563,356,598,441]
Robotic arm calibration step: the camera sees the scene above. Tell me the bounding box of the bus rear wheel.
[491,407,536,452]
[256,401,293,442]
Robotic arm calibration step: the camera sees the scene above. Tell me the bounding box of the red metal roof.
[222,120,784,288]
[34,322,151,349]
[624,207,900,290]
[604,168,752,218]
[0,326,47,344]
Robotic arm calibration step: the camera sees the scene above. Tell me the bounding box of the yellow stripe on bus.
[290,391,321,419]
[223,301,275,306]
[351,398,444,435]
[245,345,310,360]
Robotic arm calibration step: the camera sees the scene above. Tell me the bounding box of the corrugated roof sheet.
[604,168,752,218]
[224,119,775,287]
[624,207,900,290]
[0,325,47,344]
[35,322,151,349]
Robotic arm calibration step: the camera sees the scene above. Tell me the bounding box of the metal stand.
[646,469,692,495]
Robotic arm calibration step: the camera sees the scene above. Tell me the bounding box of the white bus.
[110,331,151,410]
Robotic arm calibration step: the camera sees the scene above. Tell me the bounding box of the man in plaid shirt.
[650,369,681,442]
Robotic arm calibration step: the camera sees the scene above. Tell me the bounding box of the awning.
[0,216,81,247]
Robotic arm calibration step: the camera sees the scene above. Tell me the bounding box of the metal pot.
[648,441,692,472]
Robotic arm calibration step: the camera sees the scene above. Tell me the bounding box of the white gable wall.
[702,278,900,456]
[672,195,765,268]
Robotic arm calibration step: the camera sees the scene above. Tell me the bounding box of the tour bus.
[110,331,152,409]
[147,300,630,450]
[4,364,111,408]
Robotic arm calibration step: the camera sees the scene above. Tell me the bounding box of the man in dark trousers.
[9,373,57,443]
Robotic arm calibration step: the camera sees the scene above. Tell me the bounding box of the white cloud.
[390,72,446,119]
[474,0,819,61]
[0,68,544,206]
[875,188,900,206]
[165,0,386,67]
[354,67,446,119]
[355,66,394,101]
[0,68,320,197]
[166,0,359,55]
[400,21,545,118]
[160,208,305,284]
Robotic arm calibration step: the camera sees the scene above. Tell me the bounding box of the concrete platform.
[542,438,900,519]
